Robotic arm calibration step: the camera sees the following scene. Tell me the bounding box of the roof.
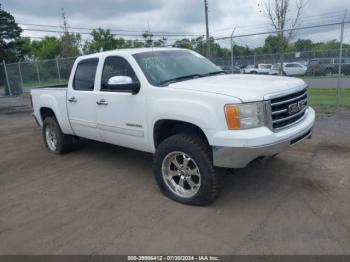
[79,47,185,59]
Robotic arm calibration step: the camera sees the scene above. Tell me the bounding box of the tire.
[153,134,219,206]
[42,116,74,154]
[282,71,287,76]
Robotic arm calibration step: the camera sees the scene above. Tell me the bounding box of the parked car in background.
[243,64,272,74]
[307,58,350,76]
[270,62,307,76]
[220,65,241,74]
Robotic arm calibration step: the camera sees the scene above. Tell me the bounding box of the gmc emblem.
[289,99,306,115]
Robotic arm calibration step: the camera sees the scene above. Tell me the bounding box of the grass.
[309,88,350,111]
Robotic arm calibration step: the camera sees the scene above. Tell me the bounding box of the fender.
[148,97,225,150]
[38,93,74,135]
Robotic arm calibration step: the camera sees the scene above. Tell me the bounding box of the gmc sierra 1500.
[31,48,315,205]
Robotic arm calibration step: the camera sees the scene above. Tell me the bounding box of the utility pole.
[204,0,210,58]
[61,8,68,33]
[61,8,70,57]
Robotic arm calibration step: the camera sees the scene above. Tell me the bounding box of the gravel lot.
[0,111,350,255]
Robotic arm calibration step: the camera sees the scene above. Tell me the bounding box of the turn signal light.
[225,105,241,129]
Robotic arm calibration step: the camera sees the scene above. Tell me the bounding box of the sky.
[1,0,349,47]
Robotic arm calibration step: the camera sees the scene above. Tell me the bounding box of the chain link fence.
[1,57,76,95]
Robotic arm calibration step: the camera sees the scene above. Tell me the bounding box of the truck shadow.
[73,138,332,207]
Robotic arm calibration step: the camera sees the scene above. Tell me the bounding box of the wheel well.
[153,120,209,148]
[40,107,56,122]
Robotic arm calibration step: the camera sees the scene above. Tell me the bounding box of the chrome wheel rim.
[161,151,201,198]
[45,125,57,151]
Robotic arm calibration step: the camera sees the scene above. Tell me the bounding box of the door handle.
[96,99,108,106]
[68,97,77,103]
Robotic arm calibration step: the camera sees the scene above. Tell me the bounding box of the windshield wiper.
[202,70,225,77]
[159,74,204,86]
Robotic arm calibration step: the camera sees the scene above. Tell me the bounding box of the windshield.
[133,50,222,86]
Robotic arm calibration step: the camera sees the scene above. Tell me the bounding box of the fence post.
[56,58,61,82]
[18,61,24,89]
[336,10,347,110]
[2,60,12,96]
[230,28,236,74]
[35,60,41,85]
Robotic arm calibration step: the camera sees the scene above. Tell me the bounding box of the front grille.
[270,88,308,131]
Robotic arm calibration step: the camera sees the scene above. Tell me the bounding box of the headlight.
[225,102,265,129]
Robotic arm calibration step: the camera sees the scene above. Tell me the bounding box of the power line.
[18,23,202,36]
[21,28,202,39]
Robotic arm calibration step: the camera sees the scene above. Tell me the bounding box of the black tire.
[153,134,219,206]
[42,116,74,154]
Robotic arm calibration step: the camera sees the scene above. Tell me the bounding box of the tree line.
[1,4,348,64]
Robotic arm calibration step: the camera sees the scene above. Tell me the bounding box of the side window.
[73,59,98,91]
[101,56,138,91]
[285,64,293,68]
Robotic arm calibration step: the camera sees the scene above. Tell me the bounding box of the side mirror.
[108,76,133,85]
[106,76,140,95]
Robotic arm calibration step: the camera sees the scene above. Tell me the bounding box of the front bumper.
[212,107,315,168]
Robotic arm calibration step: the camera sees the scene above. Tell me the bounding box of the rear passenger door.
[67,58,101,141]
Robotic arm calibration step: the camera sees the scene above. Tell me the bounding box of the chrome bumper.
[212,128,313,168]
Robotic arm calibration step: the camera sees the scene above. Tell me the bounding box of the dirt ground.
[0,111,350,255]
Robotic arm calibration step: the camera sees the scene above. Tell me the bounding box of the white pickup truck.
[31,48,315,206]
[243,64,272,74]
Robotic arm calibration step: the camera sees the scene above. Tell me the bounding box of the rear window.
[73,58,99,91]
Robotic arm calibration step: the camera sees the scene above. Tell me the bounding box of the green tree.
[294,39,313,52]
[263,35,288,53]
[32,37,62,59]
[173,38,194,49]
[83,28,118,54]
[142,31,153,47]
[14,37,34,60]
[61,32,82,57]
[0,4,22,62]
[153,37,167,47]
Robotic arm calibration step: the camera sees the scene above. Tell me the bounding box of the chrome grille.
[270,88,308,131]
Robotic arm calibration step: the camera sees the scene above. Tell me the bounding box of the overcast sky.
[1,0,349,46]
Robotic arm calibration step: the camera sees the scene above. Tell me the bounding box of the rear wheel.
[43,116,74,154]
[153,134,219,206]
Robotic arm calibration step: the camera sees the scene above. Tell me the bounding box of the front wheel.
[153,134,219,206]
[43,116,74,154]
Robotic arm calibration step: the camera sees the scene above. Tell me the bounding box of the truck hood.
[169,74,307,102]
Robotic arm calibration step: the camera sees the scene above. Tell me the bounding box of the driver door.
[96,56,148,151]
